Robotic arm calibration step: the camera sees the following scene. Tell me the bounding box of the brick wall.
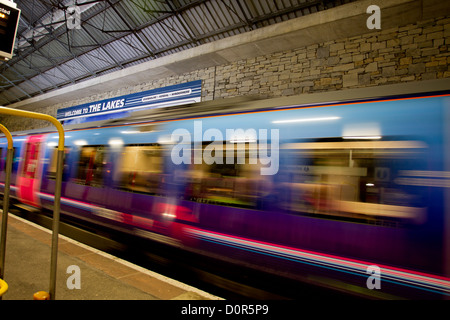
[3,15,449,132]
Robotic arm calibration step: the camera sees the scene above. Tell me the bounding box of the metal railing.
[0,124,12,299]
[0,107,64,300]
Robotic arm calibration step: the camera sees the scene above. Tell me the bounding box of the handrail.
[0,124,13,150]
[0,106,65,300]
[0,108,64,151]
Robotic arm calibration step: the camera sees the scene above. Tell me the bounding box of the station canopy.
[0,0,356,107]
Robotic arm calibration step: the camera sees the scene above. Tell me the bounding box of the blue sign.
[57,80,202,125]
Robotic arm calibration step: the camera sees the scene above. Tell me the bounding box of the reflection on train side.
[280,139,428,225]
[47,146,70,180]
[114,144,162,195]
[75,146,106,187]
[181,142,272,208]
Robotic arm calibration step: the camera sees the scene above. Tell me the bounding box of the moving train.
[1,81,450,299]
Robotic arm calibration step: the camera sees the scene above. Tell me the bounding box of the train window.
[75,145,106,187]
[183,142,271,208]
[47,147,71,181]
[280,138,428,225]
[115,144,162,194]
[0,147,15,174]
[0,148,5,177]
[6,148,18,174]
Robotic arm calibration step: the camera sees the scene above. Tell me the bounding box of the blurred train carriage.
[1,82,450,299]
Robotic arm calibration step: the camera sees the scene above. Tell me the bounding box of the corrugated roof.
[0,0,357,106]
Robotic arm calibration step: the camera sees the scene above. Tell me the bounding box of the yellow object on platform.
[0,278,8,296]
[33,291,50,300]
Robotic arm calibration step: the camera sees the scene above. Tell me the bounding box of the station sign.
[0,0,21,60]
[57,80,202,125]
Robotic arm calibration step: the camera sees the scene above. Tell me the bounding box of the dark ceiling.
[0,0,355,106]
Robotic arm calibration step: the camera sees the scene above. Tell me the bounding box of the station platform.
[0,213,222,300]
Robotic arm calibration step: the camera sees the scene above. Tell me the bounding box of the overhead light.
[343,136,382,140]
[74,139,87,146]
[342,122,381,140]
[108,138,124,146]
[52,135,71,139]
[229,138,257,143]
[47,141,58,147]
[158,135,173,144]
[229,135,257,143]
[366,183,375,187]
[272,116,340,124]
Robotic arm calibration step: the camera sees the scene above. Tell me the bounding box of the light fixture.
[343,136,382,140]
[108,138,124,146]
[272,116,341,124]
[74,139,87,146]
[229,136,257,143]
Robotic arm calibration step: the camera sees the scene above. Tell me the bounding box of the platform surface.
[0,213,222,300]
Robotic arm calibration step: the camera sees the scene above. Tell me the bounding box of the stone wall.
[3,14,450,132]
[214,15,450,99]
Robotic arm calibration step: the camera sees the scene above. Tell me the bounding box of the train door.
[17,135,45,207]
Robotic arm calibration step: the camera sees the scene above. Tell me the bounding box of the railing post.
[0,107,64,300]
[49,148,64,299]
[0,124,13,300]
